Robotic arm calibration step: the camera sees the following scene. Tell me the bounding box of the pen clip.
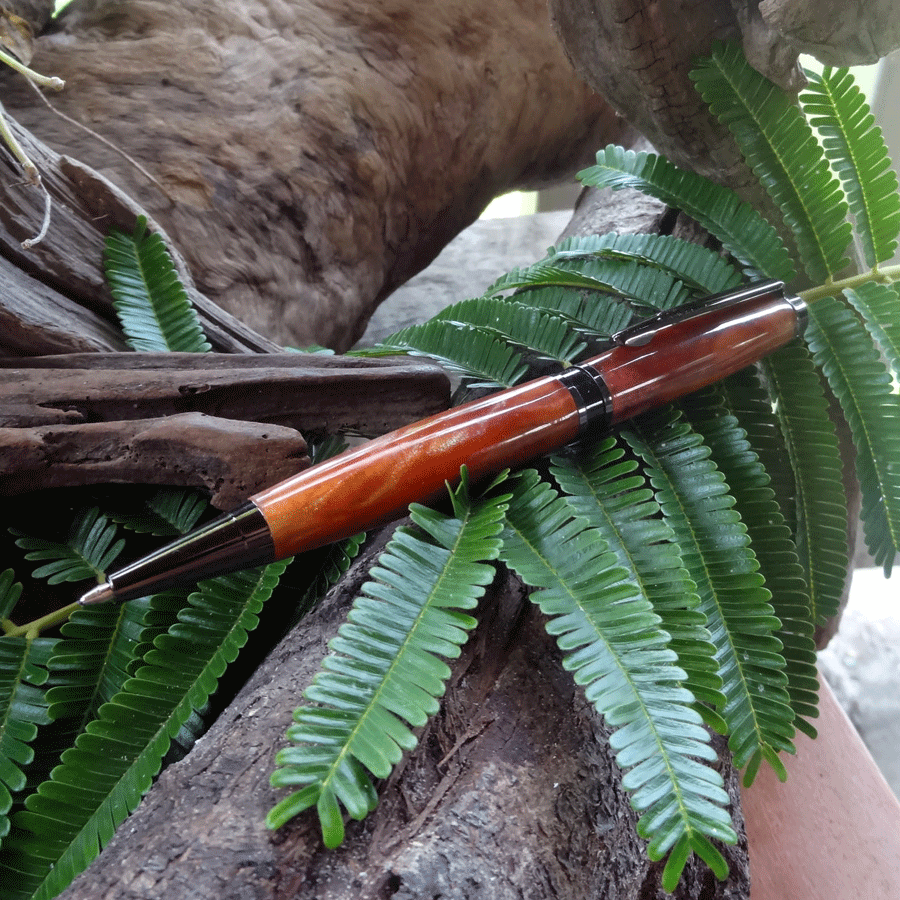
[609,279,788,348]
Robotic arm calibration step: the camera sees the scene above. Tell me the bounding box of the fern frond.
[0,637,54,845]
[0,563,286,900]
[578,145,795,282]
[104,217,212,353]
[11,509,125,585]
[549,232,742,295]
[432,297,586,364]
[107,488,208,537]
[509,285,634,338]
[623,410,795,784]
[761,346,849,623]
[486,256,689,310]
[691,42,852,282]
[377,319,527,389]
[0,569,22,621]
[807,295,900,573]
[681,388,819,737]
[548,440,725,717]
[43,598,155,729]
[499,470,735,889]
[267,473,509,845]
[844,280,900,377]
[801,68,900,269]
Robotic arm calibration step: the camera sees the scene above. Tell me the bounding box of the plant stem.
[0,47,64,91]
[4,601,81,638]
[800,265,900,304]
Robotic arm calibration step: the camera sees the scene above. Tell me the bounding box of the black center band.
[558,363,614,434]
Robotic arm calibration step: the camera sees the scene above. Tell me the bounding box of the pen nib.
[79,582,116,606]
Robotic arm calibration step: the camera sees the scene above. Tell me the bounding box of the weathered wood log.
[0,413,310,509]
[0,352,450,504]
[57,527,750,900]
[0,352,451,435]
[2,0,634,350]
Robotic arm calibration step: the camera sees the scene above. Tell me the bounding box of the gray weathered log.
[58,528,750,900]
[0,412,310,508]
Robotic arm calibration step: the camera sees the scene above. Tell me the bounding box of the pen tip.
[79,582,116,606]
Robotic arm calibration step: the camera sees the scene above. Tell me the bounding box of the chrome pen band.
[80,501,275,604]
[559,363,614,433]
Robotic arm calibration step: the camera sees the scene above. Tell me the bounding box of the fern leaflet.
[267,472,509,845]
[548,232,742,295]
[681,388,819,737]
[844,281,900,377]
[104,217,212,353]
[623,410,795,785]
[0,637,54,845]
[691,42,852,282]
[801,67,900,269]
[499,470,735,891]
[807,295,900,573]
[578,144,795,282]
[11,509,125,586]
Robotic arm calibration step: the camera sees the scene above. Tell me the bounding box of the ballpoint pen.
[79,279,807,606]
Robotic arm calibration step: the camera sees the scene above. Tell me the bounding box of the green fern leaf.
[549,232,742,295]
[107,488,208,537]
[486,256,690,310]
[499,470,736,888]
[691,42,852,282]
[0,637,54,845]
[0,569,22,621]
[104,216,212,353]
[623,410,795,784]
[43,597,156,730]
[761,345,849,623]
[843,281,900,377]
[432,297,586,364]
[509,285,634,337]
[267,473,509,844]
[0,563,286,900]
[578,145,795,282]
[377,319,527,389]
[806,295,900,574]
[681,388,819,738]
[548,440,725,718]
[11,509,125,585]
[801,68,900,269]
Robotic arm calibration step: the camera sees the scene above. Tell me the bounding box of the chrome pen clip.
[609,279,792,348]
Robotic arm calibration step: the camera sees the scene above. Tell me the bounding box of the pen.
[79,279,806,606]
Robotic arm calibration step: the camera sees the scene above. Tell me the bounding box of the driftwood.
[2,0,632,351]
[0,352,449,506]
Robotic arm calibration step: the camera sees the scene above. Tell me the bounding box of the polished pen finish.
[79,280,805,606]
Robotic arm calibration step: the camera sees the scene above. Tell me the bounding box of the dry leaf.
[0,8,34,66]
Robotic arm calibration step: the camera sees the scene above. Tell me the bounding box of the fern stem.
[801,266,900,304]
[3,601,81,638]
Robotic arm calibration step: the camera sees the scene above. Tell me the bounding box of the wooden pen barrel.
[252,376,582,558]
[590,285,802,424]
[252,281,803,559]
